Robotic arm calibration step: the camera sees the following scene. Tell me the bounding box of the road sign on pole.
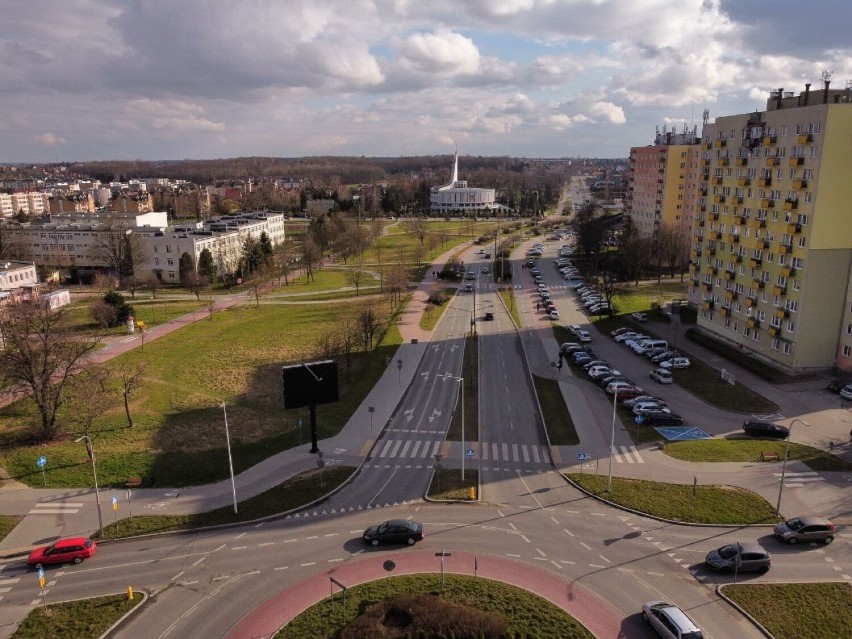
[36,456,47,486]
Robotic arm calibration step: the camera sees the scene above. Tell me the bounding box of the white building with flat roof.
[430,152,496,215]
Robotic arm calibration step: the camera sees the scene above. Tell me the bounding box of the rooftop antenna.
[702,109,709,128]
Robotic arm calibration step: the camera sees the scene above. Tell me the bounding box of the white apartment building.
[0,192,50,218]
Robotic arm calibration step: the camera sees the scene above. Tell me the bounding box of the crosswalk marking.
[522,446,530,463]
[773,471,823,487]
[390,440,403,457]
[399,440,412,458]
[612,445,644,464]
[410,440,422,458]
[28,502,85,515]
[512,443,519,462]
[373,439,552,464]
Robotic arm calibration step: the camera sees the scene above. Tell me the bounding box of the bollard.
[468,486,476,500]
[127,586,134,600]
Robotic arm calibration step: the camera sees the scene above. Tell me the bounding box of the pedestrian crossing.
[0,575,21,602]
[371,438,552,465]
[612,445,644,464]
[27,501,84,515]
[772,470,824,487]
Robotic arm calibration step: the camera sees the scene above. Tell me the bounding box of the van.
[635,339,667,354]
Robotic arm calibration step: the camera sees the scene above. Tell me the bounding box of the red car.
[28,537,96,568]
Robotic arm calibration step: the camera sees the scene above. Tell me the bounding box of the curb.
[100,590,149,639]
[716,584,776,639]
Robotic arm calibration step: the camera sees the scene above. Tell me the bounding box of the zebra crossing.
[611,445,644,464]
[772,470,824,487]
[481,441,551,464]
[27,501,85,516]
[0,575,21,602]
[370,438,553,465]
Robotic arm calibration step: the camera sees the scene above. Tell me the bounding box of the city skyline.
[1,0,850,163]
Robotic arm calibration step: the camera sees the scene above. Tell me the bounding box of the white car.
[661,357,691,369]
[614,331,640,343]
[606,380,640,394]
[633,402,670,415]
[650,368,673,384]
[589,367,621,380]
[577,330,592,343]
[549,310,560,320]
[568,324,582,335]
[643,600,703,639]
[841,384,852,400]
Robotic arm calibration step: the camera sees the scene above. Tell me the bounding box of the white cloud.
[394,30,481,75]
[33,132,66,147]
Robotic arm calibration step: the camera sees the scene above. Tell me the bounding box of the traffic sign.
[635,415,645,424]
[112,496,118,512]
[37,566,45,588]
[36,456,47,468]
[577,452,589,461]
[466,449,474,457]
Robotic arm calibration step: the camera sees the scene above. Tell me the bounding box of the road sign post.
[36,456,47,486]
[126,488,133,521]
[37,566,46,609]
[368,406,374,432]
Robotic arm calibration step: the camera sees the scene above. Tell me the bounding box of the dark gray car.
[705,541,771,573]
[774,516,836,544]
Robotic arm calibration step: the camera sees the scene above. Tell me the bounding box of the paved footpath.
[222,551,625,639]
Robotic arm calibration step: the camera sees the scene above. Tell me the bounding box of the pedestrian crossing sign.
[37,566,45,588]
[112,496,118,512]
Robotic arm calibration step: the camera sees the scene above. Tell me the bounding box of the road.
[1,234,850,638]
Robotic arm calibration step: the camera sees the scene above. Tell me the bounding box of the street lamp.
[776,418,809,515]
[221,403,239,515]
[74,435,104,537]
[607,386,619,492]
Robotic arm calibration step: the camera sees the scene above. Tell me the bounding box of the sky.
[1,0,850,163]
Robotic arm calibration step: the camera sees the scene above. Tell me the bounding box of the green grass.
[565,473,781,524]
[419,289,456,331]
[663,439,852,471]
[533,374,579,445]
[0,515,23,543]
[0,298,403,489]
[428,468,478,501]
[283,574,594,639]
[94,466,355,540]
[11,593,141,639]
[446,337,478,442]
[64,297,207,333]
[498,287,520,327]
[722,583,852,639]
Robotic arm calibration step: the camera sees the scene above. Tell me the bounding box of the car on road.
[705,541,771,573]
[650,368,673,384]
[742,419,790,439]
[484,312,494,321]
[549,310,560,320]
[363,519,424,546]
[632,312,649,322]
[660,357,691,370]
[642,600,704,639]
[773,516,836,545]
[28,537,96,569]
[841,384,852,400]
[640,410,684,426]
[466,271,476,280]
[481,266,490,274]
[463,283,473,292]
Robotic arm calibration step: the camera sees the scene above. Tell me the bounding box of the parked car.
[549,310,560,320]
[841,384,852,400]
[660,357,691,370]
[631,312,649,322]
[590,367,621,381]
[650,368,673,384]
[598,374,630,388]
[742,419,790,439]
[560,342,583,354]
[640,410,684,426]
[568,324,582,336]
[705,542,771,573]
[614,386,648,400]
[633,401,670,416]
[773,516,836,545]
[651,350,677,364]
[623,395,667,408]
[644,347,668,360]
[614,331,640,343]
[606,381,640,395]
[576,330,592,343]
[642,600,704,639]
[28,537,96,569]
[588,304,612,315]
[611,327,633,337]
[580,359,608,371]
[363,519,424,546]
[826,380,848,393]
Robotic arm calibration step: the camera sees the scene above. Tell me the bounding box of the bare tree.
[358,304,383,352]
[144,272,162,299]
[121,274,145,299]
[0,302,102,441]
[301,237,322,283]
[93,272,117,294]
[346,260,369,295]
[315,329,342,361]
[93,222,146,276]
[89,299,118,329]
[404,218,429,245]
[63,365,113,439]
[113,360,148,429]
[201,287,216,319]
[385,264,409,306]
[183,272,209,300]
[338,315,360,382]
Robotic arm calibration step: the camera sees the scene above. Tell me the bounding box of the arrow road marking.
[428,409,442,423]
[404,409,414,422]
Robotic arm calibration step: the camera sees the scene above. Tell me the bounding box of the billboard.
[282,360,339,410]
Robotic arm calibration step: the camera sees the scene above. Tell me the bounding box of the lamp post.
[74,436,104,537]
[607,387,619,492]
[222,403,239,515]
[776,418,809,515]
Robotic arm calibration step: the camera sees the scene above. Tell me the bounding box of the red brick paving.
[223,551,625,638]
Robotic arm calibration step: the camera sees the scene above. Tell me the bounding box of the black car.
[742,420,790,439]
[484,312,494,321]
[363,519,424,546]
[826,379,849,393]
[640,410,684,426]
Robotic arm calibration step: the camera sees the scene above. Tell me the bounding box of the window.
[844,345,851,358]
[783,342,792,355]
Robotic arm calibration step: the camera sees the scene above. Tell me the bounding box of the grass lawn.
[565,473,781,524]
[283,574,594,639]
[533,374,580,445]
[64,297,207,334]
[0,515,23,543]
[446,336,478,443]
[95,466,355,540]
[0,298,403,489]
[419,289,456,331]
[428,468,478,501]
[11,593,141,639]
[664,439,852,472]
[722,582,852,639]
[498,287,520,327]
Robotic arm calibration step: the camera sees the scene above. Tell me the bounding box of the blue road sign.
[466,449,474,457]
[577,453,589,461]
[635,415,645,425]
[36,456,47,468]
[37,566,44,579]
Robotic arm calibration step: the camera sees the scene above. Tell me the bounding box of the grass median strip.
[428,468,478,501]
[11,593,141,639]
[0,515,23,544]
[533,374,579,445]
[565,473,781,525]
[663,439,852,472]
[94,466,355,540]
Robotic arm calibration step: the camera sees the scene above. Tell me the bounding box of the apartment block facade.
[689,84,852,372]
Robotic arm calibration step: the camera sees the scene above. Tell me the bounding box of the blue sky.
[0,0,849,163]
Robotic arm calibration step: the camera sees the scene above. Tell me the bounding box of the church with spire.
[429,150,496,215]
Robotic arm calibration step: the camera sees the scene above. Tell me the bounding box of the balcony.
[720,307,728,317]
[760,198,774,208]
[797,133,813,144]
[784,199,799,211]
[737,176,750,185]
[785,223,797,233]
[704,264,716,274]
[702,142,711,151]
[711,176,723,185]
[762,135,776,146]
[758,177,771,187]
[747,318,759,329]
[765,157,779,167]
[775,307,789,318]
[714,139,727,148]
[698,204,707,212]
[789,156,804,167]
[735,158,748,167]
[735,254,743,263]
[767,326,778,336]
[779,242,793,254]
[694,233,703,243]
[773,285,787,297]
[697,219,705,227]
[781,266,791,277]
[714,195,725,204]
[711,212,720,220]
[758,218,767,227]
[703,300,715,310]
[708,231,719,240]
[745,296,755,307]
[700,282,711,292]
[726,290,738,301]
[731,196,744,205]
[752,278,761,289]
[717,158,729,167]
[727,234,740,243]
[792,179,808,190]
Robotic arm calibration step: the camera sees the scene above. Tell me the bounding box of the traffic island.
[427,468,479,501]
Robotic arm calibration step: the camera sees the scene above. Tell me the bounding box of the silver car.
[773,516,836,544]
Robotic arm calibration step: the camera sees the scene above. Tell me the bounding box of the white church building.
[430,152,496,215]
